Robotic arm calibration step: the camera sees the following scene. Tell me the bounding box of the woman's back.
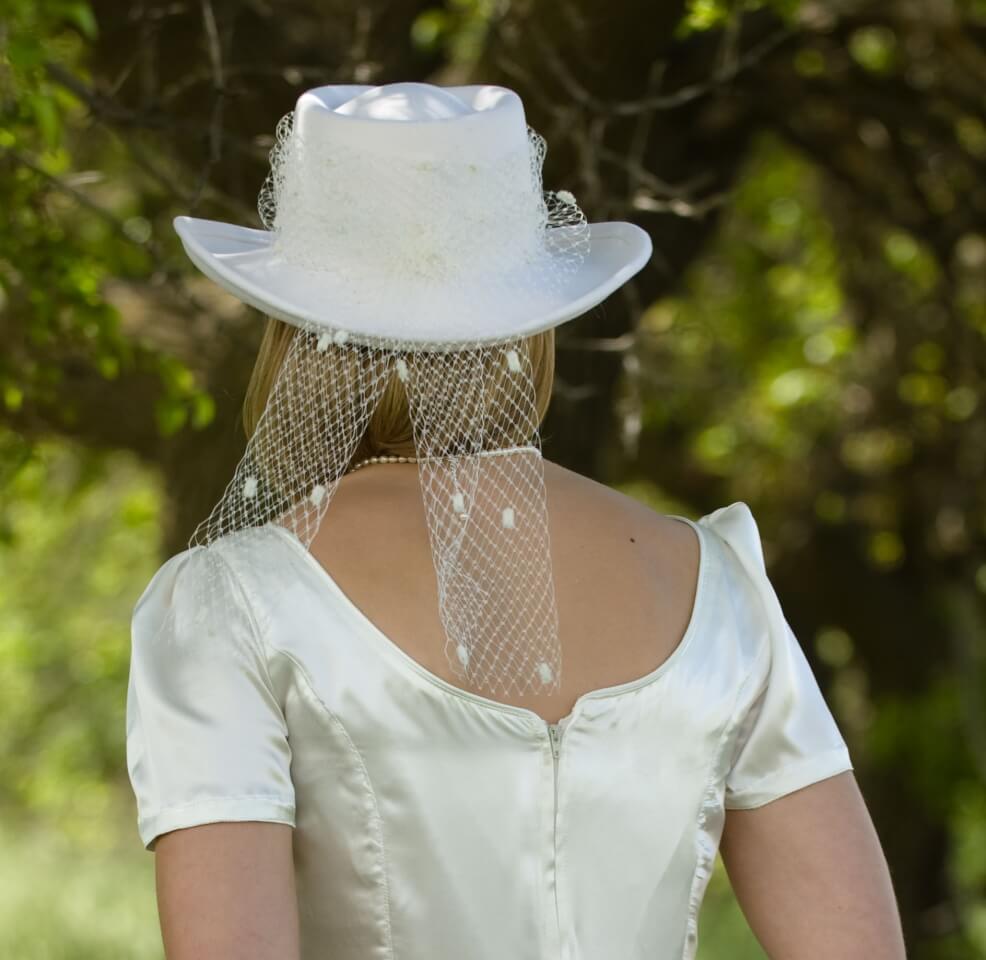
[310,458,701,723]
[127,484,864,959]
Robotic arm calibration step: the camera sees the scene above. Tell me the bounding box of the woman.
[126,82,906,959]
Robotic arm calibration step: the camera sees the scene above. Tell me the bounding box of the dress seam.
[205,541,282,697]
[218,534,396,956]
[142,793,296,818]
[271,644,396,960]
[723,745,854,809]
[681,648,765,960]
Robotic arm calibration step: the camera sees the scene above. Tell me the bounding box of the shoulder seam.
[209,543,282,693]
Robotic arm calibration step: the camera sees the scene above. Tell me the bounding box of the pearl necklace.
[346,444,541,474]
[347,454,419,473]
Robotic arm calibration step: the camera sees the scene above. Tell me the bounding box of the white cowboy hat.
[173,82,652,348]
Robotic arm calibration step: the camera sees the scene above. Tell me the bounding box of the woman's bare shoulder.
[541,459,700,634]
[541,459,701,680]
[542,459,698,557]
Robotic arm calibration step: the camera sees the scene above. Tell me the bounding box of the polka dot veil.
[183,328,563,699]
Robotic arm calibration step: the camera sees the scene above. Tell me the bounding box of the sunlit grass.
[698,859,767,959]
[0,815,161,960]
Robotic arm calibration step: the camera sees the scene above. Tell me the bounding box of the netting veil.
[171,91,599,701]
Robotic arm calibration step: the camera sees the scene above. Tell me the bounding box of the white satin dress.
[125,500,854,959]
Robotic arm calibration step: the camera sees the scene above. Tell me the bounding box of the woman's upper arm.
[155,821,299,960]
[125,544,299,957]
[702,503,905,956]
[719,770,906,959]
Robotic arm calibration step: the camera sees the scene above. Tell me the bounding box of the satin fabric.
[126,500,853,959]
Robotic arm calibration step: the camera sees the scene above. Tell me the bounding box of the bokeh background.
[2,0,985,957]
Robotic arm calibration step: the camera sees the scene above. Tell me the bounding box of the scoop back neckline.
[263,513,712,727]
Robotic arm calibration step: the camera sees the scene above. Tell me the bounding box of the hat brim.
[172,215,651,348]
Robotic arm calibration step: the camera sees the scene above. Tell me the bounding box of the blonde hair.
[242,317,556,467]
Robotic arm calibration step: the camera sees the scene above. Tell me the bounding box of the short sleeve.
[703,502,854,810]
[125,544,296,851]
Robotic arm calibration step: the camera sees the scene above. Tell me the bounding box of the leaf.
[153,397,189,437]
[28,93,61,150]
[62,2,98,39]
[190,392,216,430]
[5,34,44,72]
[410,9,449,52]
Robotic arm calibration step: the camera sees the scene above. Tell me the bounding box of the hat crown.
[291,83,528,158]
[262,83,567,299]
[331,82,473,121]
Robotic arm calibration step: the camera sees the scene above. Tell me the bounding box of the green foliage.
[0,0,215,465]
[0,434,163,842]
[953,783,986,953]
[848,25,898,74]
[411,0,499,64]
[635,129,981,559]
[637,135,853,496]
[0,2,130,410]
[867,679,976,821]
[0,820,162,959]
[152,355,217,436]
[676,0,803,36]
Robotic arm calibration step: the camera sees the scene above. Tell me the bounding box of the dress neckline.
[265,514,712,728]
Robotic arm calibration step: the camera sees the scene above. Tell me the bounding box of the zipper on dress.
[546,719,564,953]
[547,721,562,774]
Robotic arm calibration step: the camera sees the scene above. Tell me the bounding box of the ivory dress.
[125,500,854,960]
